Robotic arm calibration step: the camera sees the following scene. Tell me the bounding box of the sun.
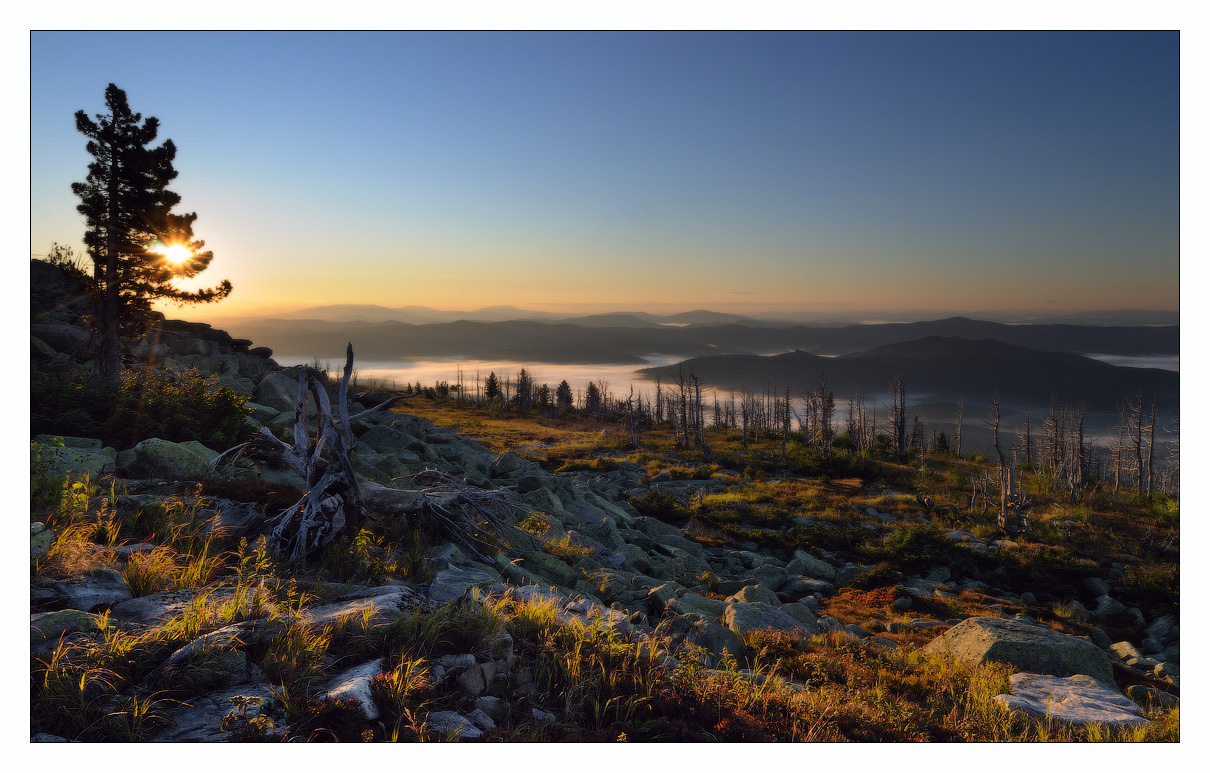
[152,242,192,265]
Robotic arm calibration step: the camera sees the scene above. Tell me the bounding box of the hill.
[639,336,1178,413]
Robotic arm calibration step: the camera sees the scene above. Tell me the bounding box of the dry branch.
[223,344,539,562]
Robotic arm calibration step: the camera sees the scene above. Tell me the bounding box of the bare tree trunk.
[239,345,403,560]
[954,398,964,459]
[223,345,540,563]
[1146,397,1157,499]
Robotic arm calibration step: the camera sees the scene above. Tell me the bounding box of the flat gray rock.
[324,658,385,720]
[426,710,483,740]
[724,602,819,638]
[52,568,132,612]
[993,673,1150,728]
[152,683,278,742]
[428,565,501,604]
[925,616,1114,684]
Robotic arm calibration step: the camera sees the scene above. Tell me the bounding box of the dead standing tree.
[224,344,538,562]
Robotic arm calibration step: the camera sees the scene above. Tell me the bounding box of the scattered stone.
[31,522,54,563]
[426,710,483,740]
[324,659,385,720]
[1091,595,1145,628]
[474,695,507,721]
[654,612,744,667]
[116,438,217,481]
[1124,684,1178,711]
[926,616,1114,684]
[466,708,497,732]
[993,673,1149,728]
[725,583,780,607]
[427,565,501,604]
[31,609,100,644]
[152,683,278,742]
[724,602,818,638]
[52,568,133,612]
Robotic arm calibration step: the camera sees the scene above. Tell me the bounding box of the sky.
[29,30,1180,320]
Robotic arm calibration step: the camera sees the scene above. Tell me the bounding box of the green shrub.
[32,367,251,450]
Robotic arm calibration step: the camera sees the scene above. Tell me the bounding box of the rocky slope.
[29,260,1179,741]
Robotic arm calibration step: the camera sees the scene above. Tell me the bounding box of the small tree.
[484,371,501,403]
[555,380,573,413]
[73,84,231,384]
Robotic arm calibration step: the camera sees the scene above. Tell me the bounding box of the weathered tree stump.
[223,344,537,562]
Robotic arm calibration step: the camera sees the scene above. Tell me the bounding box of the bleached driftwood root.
[222,344,537,562]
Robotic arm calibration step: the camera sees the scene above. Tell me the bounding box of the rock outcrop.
[925,616,1115,685]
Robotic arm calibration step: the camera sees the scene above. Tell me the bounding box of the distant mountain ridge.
[639,336,1178,412]
[209,304,1178,329]
[215,314,1178,367]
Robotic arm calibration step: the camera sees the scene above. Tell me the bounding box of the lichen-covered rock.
[667,592,727,619]
[654,612,744,667]
[725,584,780,607]
[925,616,1114,684]
[785,549,836,582]
[32,436,118,480]
[428,565,501,604]
[518,550,579,587]
[723,602,818,638]
[116,438,216,481]
[1090,595,1145,628]
[31,609,100,644]
[993,673,1149,728]
[31,522,54,563]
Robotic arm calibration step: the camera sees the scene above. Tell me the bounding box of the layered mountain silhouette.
[217,314,1177,367]
[638,337,1178,412]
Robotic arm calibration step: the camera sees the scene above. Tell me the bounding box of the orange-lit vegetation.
[31,385,1178,742]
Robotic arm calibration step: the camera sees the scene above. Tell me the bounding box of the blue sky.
[29,31,1180,318]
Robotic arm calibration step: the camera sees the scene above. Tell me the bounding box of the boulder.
[925,616,1114,685]
[993,673,1150,728]
[116,438,216,481]
[785,550,836,582]
[253,370,307,414]
[668,592,727,619]
[32,437,118,480]
[305,591,413,629]
[653,612,744,667]
[1124,684,1178,711]
[646,581,686,614]
[426,710,483,740]
[723,602,818,638]
[31,609,100,644]
[324,659,385,720]
[30,322,91,354]
[52,568,133,612]
[152,683,278,742]
[778,602,820,629]
[725,584,780,607]
[31,522,54,563]
[1090,595,1146,628]
[110,589,222,626]
[518,550,579,587]
[1145,614,1178,644]
[428,565,501,604]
